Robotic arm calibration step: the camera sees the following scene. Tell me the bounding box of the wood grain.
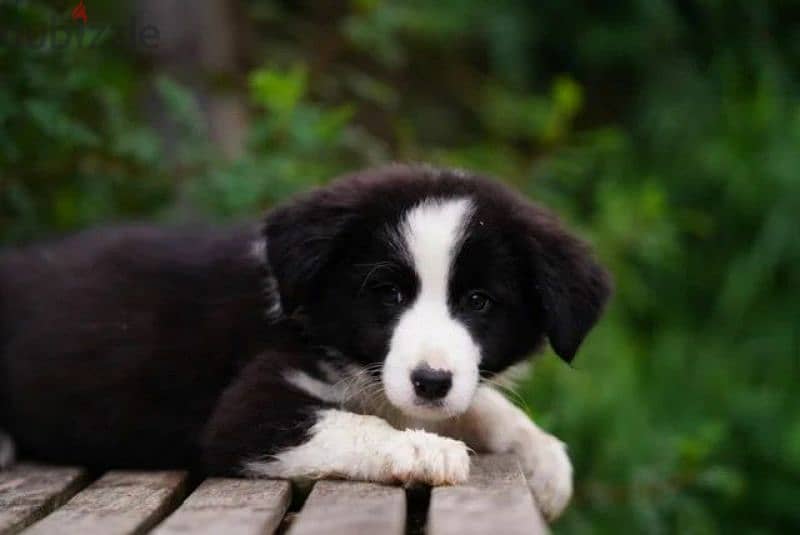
[23,470,188,535]
[152,478,291,535]
[3,454,548,534]
[0,464,88,534]
[288,481,405,535]
[428,454,548,535]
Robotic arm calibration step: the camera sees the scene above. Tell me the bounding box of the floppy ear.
[520,208,613,363]
[261,184,362,317]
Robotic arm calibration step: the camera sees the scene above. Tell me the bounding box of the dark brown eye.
[464,290,491,312]
[373,284,404,306]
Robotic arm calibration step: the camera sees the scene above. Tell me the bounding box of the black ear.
[519,207,613,363]
[261,183,362,317]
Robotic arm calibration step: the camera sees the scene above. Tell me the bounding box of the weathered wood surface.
[152,478,291,535]
[0,464,88,534]
[0,454,549,533]
[24,471,188,535]
[288,481,406,535]
[428,454,549,535]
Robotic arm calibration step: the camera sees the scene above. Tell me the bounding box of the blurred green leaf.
[249,66,308,115]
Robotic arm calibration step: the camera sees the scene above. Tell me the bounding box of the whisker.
[479,373,533,415]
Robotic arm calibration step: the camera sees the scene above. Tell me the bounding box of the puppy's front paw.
[390,430,470,486]
[515,429,573,521]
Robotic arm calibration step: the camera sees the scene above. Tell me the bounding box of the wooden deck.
[0,454,547,534]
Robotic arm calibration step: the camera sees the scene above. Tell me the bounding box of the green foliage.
[2,1,799,532]
[186,66,362,216]
[0,1,170,242]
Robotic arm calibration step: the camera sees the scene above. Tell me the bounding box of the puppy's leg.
[201,351,469,485]
[246,409,470,486]
[439,386,572,520]
[0,430,15,470]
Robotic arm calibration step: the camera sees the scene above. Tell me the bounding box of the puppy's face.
[264,166,611,420]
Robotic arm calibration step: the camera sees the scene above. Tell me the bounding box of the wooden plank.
[152,478,291,535]
[0,464,88,534]
[428,454,548,535]
[288,481,405,535]
[23,470,188,535]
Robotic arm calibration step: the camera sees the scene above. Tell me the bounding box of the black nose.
[411,367,452,400]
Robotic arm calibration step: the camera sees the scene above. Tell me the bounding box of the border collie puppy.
[0,165,610,520]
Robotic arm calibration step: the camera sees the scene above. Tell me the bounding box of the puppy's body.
[0,225,270,468]
[0,166,610,520]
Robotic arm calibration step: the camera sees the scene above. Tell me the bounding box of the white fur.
[249,237,267,263]
[382,198,481,420]
[283,369,340,403]
[0,431,15,470]
[283,362,385,415]
[492,361,533,389]
[432,386,573,520]
[250,238,282,320]
[244,409,470,486]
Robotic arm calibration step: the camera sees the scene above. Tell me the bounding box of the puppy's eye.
[463,290,491,312]
[372,284,404,306]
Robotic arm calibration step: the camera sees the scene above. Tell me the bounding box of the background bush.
[2,1,798,532]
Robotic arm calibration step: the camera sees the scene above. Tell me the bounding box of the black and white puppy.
[0,165,610,519]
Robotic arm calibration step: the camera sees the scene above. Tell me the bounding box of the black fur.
[0,165,611,474]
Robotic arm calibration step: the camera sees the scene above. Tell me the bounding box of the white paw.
[390,429,470,486]
[514,429,573,521]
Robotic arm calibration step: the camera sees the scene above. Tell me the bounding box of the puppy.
[0,165,610,520]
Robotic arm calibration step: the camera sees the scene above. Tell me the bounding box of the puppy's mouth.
[394,395,468,421]
[414,398,445,408]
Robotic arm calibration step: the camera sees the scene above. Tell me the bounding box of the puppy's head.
[262,165,611,420]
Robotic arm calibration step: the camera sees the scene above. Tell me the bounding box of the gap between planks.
[0,464,89,535]
[152,478,291,535]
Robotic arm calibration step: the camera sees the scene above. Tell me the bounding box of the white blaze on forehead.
[401,197,474,304]
[383,197,481,420]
